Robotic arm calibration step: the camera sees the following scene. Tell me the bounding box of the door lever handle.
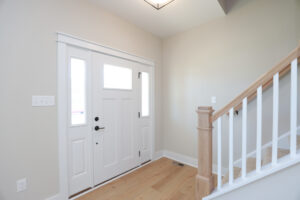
[95,126,105,131]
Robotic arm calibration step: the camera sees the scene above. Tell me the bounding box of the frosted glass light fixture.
[144,0,175,10]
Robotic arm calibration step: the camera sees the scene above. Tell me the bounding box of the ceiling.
[91,0,226,38]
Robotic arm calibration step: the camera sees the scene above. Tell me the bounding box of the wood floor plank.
[77,158,197,200]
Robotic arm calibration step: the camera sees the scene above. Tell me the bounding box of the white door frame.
[56,32,155,200]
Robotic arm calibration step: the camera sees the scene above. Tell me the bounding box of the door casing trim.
[56,32,155,200]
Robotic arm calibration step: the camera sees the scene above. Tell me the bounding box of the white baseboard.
[162,150,198,168]
[45,194,61,200]
[158,150,227,176]
[153,150,164,160]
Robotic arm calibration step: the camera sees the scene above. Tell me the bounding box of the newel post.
[196,106,214,200]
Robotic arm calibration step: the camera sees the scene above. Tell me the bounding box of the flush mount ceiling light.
[144,0,175,10]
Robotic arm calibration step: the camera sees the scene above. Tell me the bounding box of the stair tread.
[222,167,241,184]
[262,147,289,165]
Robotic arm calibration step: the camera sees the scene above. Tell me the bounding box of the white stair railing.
[290,59,298,157]
[256,86,262,172]
[272,72,279,166]
[228,108,234,185]
[196,45,300,200]
[241,97,247,179]
[217,117,222,190]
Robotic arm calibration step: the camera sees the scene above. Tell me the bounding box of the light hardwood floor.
[77,158,197,200]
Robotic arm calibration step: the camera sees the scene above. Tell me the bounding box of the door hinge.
[139,151,141,157]
[138,72,141,79]
[138,112,141,118]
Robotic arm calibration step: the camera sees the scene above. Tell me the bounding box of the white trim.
[156,150,228,176]
[150,67,156,162]
[57,32,154,67]
[57,42,69,200]
[45,194,60,200]
[204,150,300,200]
[163,150,198,168]
[56,33,156,200]
[153,150,164,160]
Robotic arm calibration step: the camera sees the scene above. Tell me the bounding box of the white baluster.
[242,98,247,178]
[290,58,298,157]
[217,117,222,190]
[229,108,234,184]
[256,86,262,172]
[272,73,279,165]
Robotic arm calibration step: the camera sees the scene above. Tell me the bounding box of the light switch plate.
[211,96,217,104]
[32,96,55,106]
[16,178,27,192]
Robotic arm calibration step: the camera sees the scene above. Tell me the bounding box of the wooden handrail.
[212,44,300,122]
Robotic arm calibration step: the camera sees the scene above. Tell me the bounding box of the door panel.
[120,99,134,160]
[67,46,92,196]
[102,99,117,167]
[71,139,85,175]
[92,52,140,185]
[142,126,150,151]
[138,68,153,164]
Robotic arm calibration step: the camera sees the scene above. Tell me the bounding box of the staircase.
[195,44,300,200]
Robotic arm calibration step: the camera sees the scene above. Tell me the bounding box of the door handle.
[95,126,105,131]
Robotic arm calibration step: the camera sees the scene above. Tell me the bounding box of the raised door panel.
[102,98,118,168]
[120,98,135,162]
[71,139,86,176]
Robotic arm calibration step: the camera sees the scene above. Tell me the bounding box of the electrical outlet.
[16,178,27,192]
[211,96,217,104]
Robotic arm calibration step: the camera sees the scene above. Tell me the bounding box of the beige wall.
[0,0,162,199]
[162,0,299,161]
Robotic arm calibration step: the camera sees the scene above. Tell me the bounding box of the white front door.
[92,53,140,185]
[66,46,153,196]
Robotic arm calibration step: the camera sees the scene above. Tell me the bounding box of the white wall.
[162,0,299,162]
[0,0,162,199]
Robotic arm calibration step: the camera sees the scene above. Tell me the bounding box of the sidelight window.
[70,58,87,125]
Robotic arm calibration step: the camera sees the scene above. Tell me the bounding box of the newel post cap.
[196,106,214,114]
[197,106,214,129]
